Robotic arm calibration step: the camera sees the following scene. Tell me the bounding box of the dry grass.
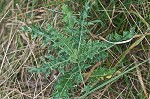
[0,0,150,99]
[0,0,59,98]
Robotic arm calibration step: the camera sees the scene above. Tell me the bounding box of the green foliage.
[22,1,135,98]
[85,67,117,85]
[91,67,116,79]
[108,27,135,42]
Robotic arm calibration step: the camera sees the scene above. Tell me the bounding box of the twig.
[132,55,148,99]
[80,61,102,87]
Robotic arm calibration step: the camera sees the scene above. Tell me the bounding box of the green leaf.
[53,73,74,98]
[86,67,116,84]
[22,1,115,98]
[108,27,135,42]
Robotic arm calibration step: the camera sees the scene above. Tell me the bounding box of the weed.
[22,1,136,98]
[0,0,149,98]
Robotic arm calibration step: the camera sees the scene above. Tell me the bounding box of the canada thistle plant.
[22,1,135,98]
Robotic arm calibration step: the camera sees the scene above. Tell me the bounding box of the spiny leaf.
[21,1,136,98]
[108,27,135,42]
